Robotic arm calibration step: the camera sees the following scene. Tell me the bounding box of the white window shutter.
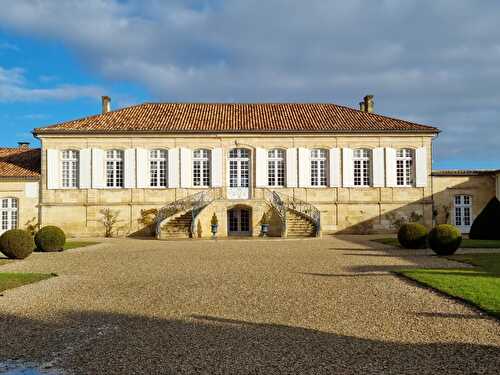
[255,147,267,187]
[298,148,311,187]
[286,148,298,187]
[24,182,39,198]
[415,147,428,187]
[372,147,385,187]
[342,148,354,187]
[211,148,223,187]
[91,148,105,189]
[329,148,341,187]
[168,148,179,188]
[123,149,136,188]
[79,148,92,189]
[46,149,60,190]
[136,148,149,188]
[180,148,192,188]
[385,147,397,187]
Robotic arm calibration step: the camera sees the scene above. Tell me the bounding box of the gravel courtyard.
[0,236,499,374]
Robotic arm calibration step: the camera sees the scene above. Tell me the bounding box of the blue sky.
[0,0,499,170]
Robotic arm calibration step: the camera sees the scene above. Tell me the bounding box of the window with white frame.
[455,195,472,227]
[396,148,414,186]
[311,149,327,186]
[193,149,210,187]
[150,149,167,187]
[353,149,371,186]
[61,150,79,188]
[106,149,124,188]
[0,198,18,234]
[267,149,285,187]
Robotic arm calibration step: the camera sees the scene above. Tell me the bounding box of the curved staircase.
[160,211,192,239]
[286,210,317,237]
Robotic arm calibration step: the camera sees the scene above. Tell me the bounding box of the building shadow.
[0,311,498,374]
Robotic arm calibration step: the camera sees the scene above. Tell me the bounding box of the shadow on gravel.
[0,311,498,374]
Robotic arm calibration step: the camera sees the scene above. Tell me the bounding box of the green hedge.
[397,223,428,249]
[35,226,66,252]
[429,224,462,256]
[469,197,500,240]
[0,229,34,259]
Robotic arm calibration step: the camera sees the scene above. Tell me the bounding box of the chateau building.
[0,96,498,238]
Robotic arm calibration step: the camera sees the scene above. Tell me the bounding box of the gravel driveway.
[0,236,499,374]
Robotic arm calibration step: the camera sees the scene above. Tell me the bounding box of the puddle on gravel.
[0,360,64,374]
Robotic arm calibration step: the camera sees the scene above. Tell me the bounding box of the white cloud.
[0,0,499,166]
[0,65,103,102]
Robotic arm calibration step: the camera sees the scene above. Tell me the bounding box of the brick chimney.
[102,95,111,114]
[359,102,366,111]
[363,95,374,113]
[17,142,30,149]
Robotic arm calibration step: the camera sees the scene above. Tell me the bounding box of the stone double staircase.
[155,188,320,240]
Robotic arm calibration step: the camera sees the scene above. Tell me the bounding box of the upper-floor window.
[396,148,414,186]
[268,149,285,187]
[311,149,327,186]
[61,150,79,188]
[150,149,167,187]
[193,149,210,187]
[0,198,17,234]
[106,149,124,188]
[353,149,371,186]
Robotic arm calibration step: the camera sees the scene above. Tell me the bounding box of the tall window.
[193,149,210,187]
[353,149,371,186]
[106,149,124,188]
[61,150,79,188]
[268,149,285,187]
[150,149,167,187]
[0,198,17,234]
[455,195,472,228]
[396,149,414,186]
[311,149,327,186]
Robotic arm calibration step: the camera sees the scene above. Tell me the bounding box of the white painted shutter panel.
[124,149,136,188]
[91,148,105,189]
[180,148,192,188]
[286,148,298,187]
[211,148,223,187]
[372,147,385,187]
[385,147,397,187]
[168,148,179,188]
[329,148,341,187]
[415,147,428,187]
[255,147,267,187]
[46,149,60,190]
[79,148,92,189]
[298,148,310,187]
[136,148,149,188]
[24,182,39,198]
[342,148,354,187]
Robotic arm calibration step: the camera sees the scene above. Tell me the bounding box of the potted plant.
[260,212,270,237]
[210,213,218,238]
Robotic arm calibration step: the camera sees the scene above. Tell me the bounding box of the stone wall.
[38,133,434,237]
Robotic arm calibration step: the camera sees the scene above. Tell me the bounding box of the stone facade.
[0,179,39,234]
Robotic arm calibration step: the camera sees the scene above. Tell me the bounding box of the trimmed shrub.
[35,226,66,252]
[397,223,429,249]
[0,229,34,259]
[429,224,462,256]
[469,197,500,240]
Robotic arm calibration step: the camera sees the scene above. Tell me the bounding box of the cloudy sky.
[0,0,499,169]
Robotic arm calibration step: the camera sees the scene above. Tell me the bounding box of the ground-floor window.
[454,194,472,231]
[0,198,18,234]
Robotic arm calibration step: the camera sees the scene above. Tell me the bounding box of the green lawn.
[0,272,55,293]
[64,241,100,250]
[397,253,500,318]
[373,237,500,249]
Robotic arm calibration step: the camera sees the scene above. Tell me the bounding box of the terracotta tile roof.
[0,148,41,178]
[34,103,439,135]
[432,169,500,177]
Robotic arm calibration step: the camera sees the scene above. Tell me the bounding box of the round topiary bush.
[35,225,66,252]
[428,224,462,256]
[397,223,429,249]
[0,229,34,259]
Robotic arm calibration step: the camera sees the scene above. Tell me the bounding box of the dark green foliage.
[429,224,462,255]
[397,223,429,249]
[0,229,34,259]
[34,225,66,252]
[469,197,500,240]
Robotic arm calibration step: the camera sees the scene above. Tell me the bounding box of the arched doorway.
[227,206,251,236]
[227,148,251,200]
